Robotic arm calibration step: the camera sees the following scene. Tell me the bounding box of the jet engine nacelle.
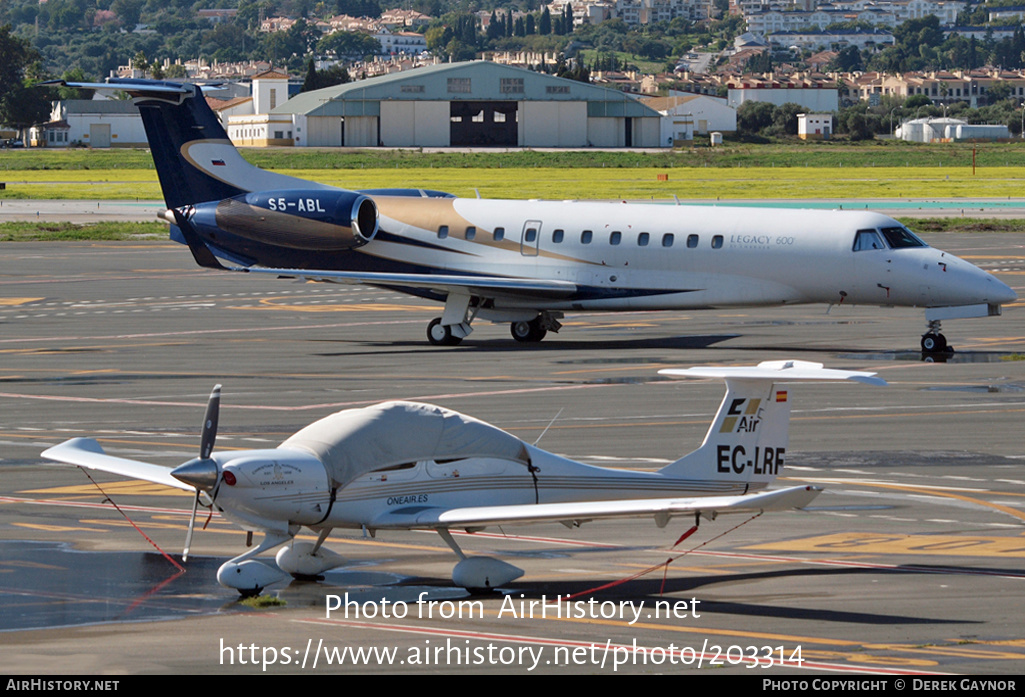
[193,189,379,251]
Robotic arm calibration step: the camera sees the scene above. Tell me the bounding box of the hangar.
[275,61,662,148]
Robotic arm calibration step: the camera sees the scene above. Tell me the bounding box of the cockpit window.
[852,229,885,251]
[880,226,926,249]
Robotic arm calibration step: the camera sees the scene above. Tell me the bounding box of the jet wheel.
[427,318,462,346]
[921,332,948,353]
[511,318,548,343]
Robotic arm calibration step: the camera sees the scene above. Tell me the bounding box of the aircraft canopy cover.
[280,401,532,487]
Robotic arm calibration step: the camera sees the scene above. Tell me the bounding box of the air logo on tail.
[719,397,763,433]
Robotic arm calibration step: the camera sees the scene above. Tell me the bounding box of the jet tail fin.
[42,79,328,209]
[657,361,885,488]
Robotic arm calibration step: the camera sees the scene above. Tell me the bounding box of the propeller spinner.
[170,385,222,561]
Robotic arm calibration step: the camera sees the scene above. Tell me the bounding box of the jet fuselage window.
[438,225,449,239]
[552,229,564,243]
[524,227,538,243]
[493,227,505,241]
[610,231,622,245]
[686,234,698,248]
[638,232,650,246]
[581,230,593,244]
[711,235,723,249]
[853,229,885,251]
[880,226,926,248]
[662,233,674,247]
[465,226,476,240]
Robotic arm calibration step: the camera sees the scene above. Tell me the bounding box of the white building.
[374,27,429,55]
[728,85,839,112]
[640,94,737,145]
[767,28,895,50]
[276,61,662,148]
[613,0,711,25]
[38,99,145,148]
[225,71,295,146]
[797,112,832,139]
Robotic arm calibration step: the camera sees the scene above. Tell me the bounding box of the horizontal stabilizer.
[660,359,886,386]
[369,485,820,530]
[40,79,193,101]
[41,438,191,492]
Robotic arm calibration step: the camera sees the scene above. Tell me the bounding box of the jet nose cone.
[171,457,218,491]
[987,275,1018,306]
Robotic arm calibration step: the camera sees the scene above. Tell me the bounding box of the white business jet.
[44,78,1015,351]
[41,360,885,595]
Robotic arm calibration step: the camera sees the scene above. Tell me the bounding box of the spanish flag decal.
[776,390,788,402]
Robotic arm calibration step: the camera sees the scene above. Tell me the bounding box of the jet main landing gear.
[511,317,547,343]
[511,312,562,343]
[427,318,463,346]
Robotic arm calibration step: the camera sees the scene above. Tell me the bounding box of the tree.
[539,6,551,35]
[302,57,350,91]
[318,30,381,59]
[845,112,873,140]
[829,45,863,72]
[904,93,931,109]
[0,25,54,137]
[770,102,803,137]
[736,100,775,136]
[110,0,143,30]
[988,80,1014,103]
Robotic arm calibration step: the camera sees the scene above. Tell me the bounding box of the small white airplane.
[41,360,885,595]
[44,78,1015,351]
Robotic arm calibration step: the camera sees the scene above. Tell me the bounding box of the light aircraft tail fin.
[44,79,326,209]
[657,360,885,488]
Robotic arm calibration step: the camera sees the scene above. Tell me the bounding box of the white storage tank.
[953,124,1010,141]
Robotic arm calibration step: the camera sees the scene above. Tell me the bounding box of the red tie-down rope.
[564,512,763,601]
[80,468,186,573]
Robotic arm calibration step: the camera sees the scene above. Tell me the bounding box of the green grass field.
[2,165,1024,200]
[3,144,1024,240]
[3,140,1025,171]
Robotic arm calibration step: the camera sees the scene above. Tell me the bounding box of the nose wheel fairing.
[920,302,1004,354]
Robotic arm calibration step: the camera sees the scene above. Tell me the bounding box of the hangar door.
[450,101,517,147]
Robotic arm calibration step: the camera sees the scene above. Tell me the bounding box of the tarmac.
[1,224,1025,675]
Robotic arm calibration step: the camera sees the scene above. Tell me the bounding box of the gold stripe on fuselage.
[373,196,602,267]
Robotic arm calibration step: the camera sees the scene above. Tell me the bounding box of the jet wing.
[236,267,578,299]
[368,485,820,530]
[41,438,192,492]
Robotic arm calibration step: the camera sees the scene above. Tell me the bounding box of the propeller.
[171,385,222,562]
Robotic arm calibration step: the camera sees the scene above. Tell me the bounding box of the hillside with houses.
[4,0,1025,144]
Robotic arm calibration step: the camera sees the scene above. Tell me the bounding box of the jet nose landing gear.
[921,331,949,353]
[921,316,955,361]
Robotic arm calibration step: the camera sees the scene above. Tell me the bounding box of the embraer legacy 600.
[50,78,1016,350]
[42,360,885,595]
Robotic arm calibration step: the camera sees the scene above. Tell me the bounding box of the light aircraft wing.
[368,485,820,530]
[41,438,192,492]
[237,267,578,299]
